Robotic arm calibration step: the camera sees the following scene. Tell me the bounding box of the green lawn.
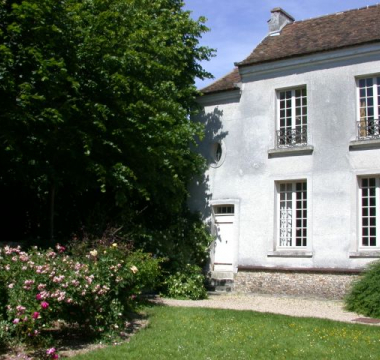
[72,306,380,360]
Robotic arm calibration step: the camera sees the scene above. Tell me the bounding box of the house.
[190,5,380,298]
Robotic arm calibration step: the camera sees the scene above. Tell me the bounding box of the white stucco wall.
[191,44,380,271]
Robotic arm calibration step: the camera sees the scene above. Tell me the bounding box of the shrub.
[0,279,7,319]
[163,264,207,300]
[0,320,13,350]
[345,260,380,317]
[0,243,162,351]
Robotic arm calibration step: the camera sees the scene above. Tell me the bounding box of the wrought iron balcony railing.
[276,127,307,148]
[357,119,380,140]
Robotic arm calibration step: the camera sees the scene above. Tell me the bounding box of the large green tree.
[0,0,213,241]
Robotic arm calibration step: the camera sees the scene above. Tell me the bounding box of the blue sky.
[184,0,379,89]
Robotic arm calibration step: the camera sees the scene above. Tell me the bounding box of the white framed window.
[357,76,380,138]
[277,181,307,247]
[359,177,380,248]
[277,87,307,146]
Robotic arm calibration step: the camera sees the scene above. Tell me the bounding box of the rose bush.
[0,243,161,352]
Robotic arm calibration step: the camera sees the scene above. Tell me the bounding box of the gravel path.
[155,293,380,325]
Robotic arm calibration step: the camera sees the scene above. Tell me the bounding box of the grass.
[71,305,380,360]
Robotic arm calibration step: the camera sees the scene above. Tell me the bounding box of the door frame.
[210,199,240,273]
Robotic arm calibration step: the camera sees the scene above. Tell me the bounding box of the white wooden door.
[214,215,234,271]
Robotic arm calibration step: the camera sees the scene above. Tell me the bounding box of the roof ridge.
[292,3,380,25]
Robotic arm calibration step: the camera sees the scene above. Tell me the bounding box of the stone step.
[207,272,234,292]
[211,271,234,280]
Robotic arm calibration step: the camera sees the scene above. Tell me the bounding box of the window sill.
[349,251,380,258]
[349,139,380,151]
[268,145,314,158]
[267,251,313,258]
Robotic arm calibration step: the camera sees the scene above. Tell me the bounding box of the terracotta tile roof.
[201,5,380,95]
[200,68,241,94]
[238,4,380,67]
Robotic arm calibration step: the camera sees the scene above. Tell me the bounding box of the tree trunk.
[50,183,55,243]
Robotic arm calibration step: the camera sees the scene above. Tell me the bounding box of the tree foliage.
[0,0,213,243]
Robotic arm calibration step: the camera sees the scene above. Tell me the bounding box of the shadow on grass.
[0,307,151,359]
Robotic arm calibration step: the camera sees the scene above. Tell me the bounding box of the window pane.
[278,181,306,247]
[361,176,378,247]
[215,205,234,215]
[277,87,307,146]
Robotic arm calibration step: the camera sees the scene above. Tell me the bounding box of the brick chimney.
[268,8,295,34]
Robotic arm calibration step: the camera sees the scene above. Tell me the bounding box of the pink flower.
[46,348,56,355]
[47,251,57,258]
[19,253,29,262]
[16,305,26,315]
[32,312,40,319]
[23,279,34,291]
[55,243,66,253]
[41,301,49,309]
[39,290,50,299]
[46,348,59,359]
[36,294,42,300]
[13,318,20,324]
[37,283,46,291]
[52,275,65,283]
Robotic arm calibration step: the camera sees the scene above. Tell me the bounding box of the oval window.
[210,140,226,168]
